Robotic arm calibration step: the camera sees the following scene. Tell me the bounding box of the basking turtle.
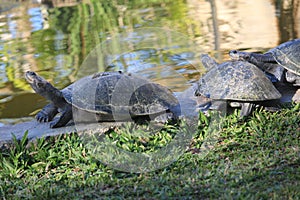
[25,71,179,128]
[195,54,281,117]
[229,38,300,85]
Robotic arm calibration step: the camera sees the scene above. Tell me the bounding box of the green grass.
[0,104,299,199]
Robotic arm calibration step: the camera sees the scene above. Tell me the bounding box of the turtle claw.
[35,103,58,123]
[49,108,72,128]
[49,119,59,128]
[36,112,50,122]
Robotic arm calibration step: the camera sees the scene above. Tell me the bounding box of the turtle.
[25,71,179,128]
[229,38,300,86]
[194,54,282,117]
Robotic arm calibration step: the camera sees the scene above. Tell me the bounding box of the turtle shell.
[195,61,281,101]
[61,72,178,117]
[269,38,300,75]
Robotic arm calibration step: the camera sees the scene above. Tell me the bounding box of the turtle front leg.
[50,105,72,128]
[36,103,58,122]
[240,102,256,117]
[286,71,300,86]
[292,89,300,103]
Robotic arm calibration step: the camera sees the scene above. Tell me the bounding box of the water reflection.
[0,0,299,122]
[275,0,300,42]
[75,27,203,91]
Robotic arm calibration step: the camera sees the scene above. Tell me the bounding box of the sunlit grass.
[0,104,299,199]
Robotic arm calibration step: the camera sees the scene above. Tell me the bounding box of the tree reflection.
[274,0,300,42]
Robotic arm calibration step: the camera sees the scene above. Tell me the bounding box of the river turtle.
[229,38,300,86]
[25,71,179,128]
[195,54,282,117]
[229,39,300,102]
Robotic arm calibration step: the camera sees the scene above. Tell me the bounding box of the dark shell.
[62,72,178,116]
[269,38,300,75]
[195,60,281,101]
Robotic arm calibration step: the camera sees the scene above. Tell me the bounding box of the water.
[0,0,299,124]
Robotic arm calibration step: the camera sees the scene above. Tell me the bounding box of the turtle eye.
[231,50,237,54]
[244,55,250,60]
[27,71,36,76]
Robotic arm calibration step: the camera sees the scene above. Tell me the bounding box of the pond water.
[0,0,299,125]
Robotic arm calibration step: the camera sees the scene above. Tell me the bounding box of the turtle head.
[200,54,218,70]
[229,50,251,61]
[25,71,63,102]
